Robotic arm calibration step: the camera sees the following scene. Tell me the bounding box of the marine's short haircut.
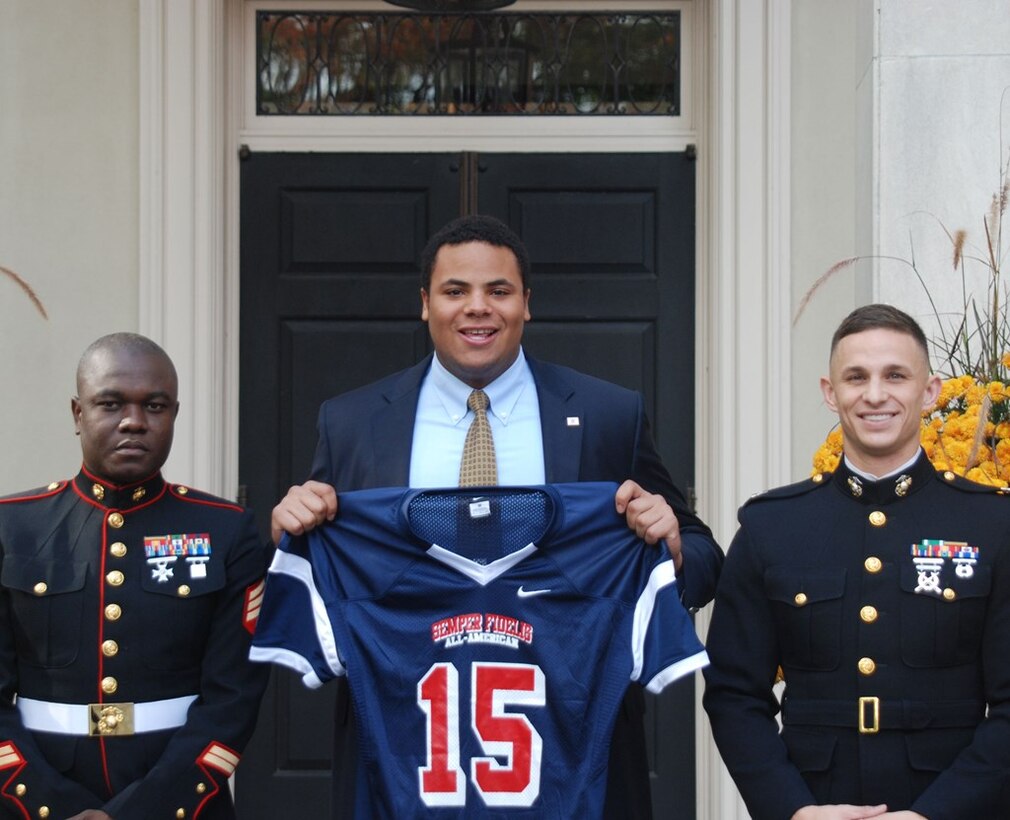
[76,332,177,390]
[830,304,930,362]
[419,215,531,292]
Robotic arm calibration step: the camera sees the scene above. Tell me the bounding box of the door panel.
[479,152,696,491]
[479,153,697,816]
[237,151,696,818]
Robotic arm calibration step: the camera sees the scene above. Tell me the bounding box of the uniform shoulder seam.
[742,474,830,508]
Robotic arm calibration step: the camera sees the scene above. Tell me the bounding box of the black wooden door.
[236,151,696,818]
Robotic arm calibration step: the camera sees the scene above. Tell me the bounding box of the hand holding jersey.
[272,478,685,567]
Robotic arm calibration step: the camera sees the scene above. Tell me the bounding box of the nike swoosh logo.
[517,586,551,598]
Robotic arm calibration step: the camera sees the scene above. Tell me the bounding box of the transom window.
[257,10,681,115]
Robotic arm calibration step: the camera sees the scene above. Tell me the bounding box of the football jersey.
[250,483,707,819]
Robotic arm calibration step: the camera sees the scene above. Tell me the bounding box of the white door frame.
[138,0,791,814]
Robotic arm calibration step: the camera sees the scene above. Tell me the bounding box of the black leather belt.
[782,697,984,734]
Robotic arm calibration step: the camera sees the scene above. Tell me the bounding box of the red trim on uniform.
[0,743,30,820]
[191,741,242,818]
[0,483,65,505]
[243,579,266,635]
[171,488,244,513]
[0,742,25,770]
[98,735,114,798]
[71,474,168,513]
[191,762,221,818]
[198,741,241,775]
[79,464,159,494]
[95,508,115,798]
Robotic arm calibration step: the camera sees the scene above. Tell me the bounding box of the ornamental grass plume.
[1,264,48,319]
[806,136,1010,486]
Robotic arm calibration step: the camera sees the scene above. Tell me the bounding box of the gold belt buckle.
[89,702,135,736]
[858,696,880,734]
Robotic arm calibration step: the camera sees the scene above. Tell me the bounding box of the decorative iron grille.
[257,10,680,115]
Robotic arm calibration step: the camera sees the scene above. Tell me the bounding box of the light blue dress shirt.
[408,349,546,488]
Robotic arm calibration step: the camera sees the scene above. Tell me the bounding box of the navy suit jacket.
[309,354,722,818]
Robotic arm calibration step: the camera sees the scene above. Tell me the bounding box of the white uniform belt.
[17,694,197,736]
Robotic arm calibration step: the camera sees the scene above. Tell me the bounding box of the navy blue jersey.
[251,483,707,818]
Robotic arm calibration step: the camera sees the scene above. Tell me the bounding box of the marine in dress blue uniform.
[704,456,1010,818]
[0,334,269,820]
[703,305,1010,820]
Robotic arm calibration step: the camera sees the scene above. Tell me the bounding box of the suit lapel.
[529,357,583,483]
[370,357,431,486]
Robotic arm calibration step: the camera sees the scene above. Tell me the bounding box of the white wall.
[0,1,139,493]
[872,0,1010,375]
[789,0,861,479]
[790,0,1010,480]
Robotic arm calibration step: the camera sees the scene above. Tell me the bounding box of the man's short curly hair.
[420,215,531,292]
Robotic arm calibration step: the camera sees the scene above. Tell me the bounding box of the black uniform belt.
[782,697,985,734]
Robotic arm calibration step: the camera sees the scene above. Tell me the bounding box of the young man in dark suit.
[271,215,723,818]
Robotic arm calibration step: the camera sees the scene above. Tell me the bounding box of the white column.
[139,0,233,497]
[695,0,791,816]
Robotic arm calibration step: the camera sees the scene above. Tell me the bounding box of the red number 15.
[417,661,545,808]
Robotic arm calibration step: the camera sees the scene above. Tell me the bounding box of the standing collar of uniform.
[74,465,168,510]
[429,348,533,426]
[831,448,935,504]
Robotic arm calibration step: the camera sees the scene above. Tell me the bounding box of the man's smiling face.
[820,327,941,475]
[421,241,531,389]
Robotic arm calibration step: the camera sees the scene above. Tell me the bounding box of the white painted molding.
[140,0,232,497]
[694,0,791,816]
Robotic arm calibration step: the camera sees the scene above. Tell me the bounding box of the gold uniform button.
[14,784,25,796]
[196,782,207,794]
[110,541,127,558]
[860,605,878,623]
[864,556,883,573]
[107,570,125,587]
[178,585,191,597]
[177,485,189,495]
[176,809,186,819]
[102,640,119,657]
[38,807,50,818]
[794,593,808,607]
[944,471,956,481]
[105,603,122,621]
[101,676,118,695]
[868,511,886,527]
[47,481,60,491]
[812,473,824,483]
[108,512,125,528]
[33,582,47,596]
[858,657,877,676]
[943,587,957,601]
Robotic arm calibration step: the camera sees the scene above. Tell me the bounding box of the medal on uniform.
[950,543,979,578]
[145,533,212,581]
[147,556,177,583]
[911,555,944,595]
[910,540,980,594]
[187,557,210,578]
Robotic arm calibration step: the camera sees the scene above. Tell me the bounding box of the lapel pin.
[566,416,580,427]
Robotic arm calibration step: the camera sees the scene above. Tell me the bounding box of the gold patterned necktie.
[459,389,498,487]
